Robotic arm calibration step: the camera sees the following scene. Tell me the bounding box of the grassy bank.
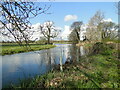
[53,41,72,44]
[33,40,72,44]
[1,44,56,55]
[8,42,119,88]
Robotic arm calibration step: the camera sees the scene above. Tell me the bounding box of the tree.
[98,21,118,41]
[85,10,104,42]
[0,1,50,47]
[68,29,79,43]
[88,10,104,26]
[70,21,83,42]
[39,21,61,44]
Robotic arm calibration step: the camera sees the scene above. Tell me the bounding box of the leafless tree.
[70,21,83,42]
[39,21,61,44]
[0,0,51,47]
[88,11,104,26]
[68,29,79,43]
[85,10,104,42]
[98,21,118,40]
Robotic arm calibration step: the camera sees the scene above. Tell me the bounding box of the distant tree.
[39,21,61,44]
[88,10,104,26]
[98,21,118,41]
[68,29,79,43]
[0,1,50,47]
[36,36,47,44]
[70,21,83,42]
[85,10,104,42]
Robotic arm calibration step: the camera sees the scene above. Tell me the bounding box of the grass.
[84,43,94,47]
[0,43,56,55]
[34,40,73,44]
[7,42,119,88]
[53,42,72,44]
[101,39,120,43]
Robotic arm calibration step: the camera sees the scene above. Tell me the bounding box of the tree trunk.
[47,37,50,44]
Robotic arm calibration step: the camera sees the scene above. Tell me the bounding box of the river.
[1,44,89,87]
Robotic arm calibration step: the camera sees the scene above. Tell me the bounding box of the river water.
[1,44,88,87]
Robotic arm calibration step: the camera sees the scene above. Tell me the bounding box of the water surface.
[1,44,87,87]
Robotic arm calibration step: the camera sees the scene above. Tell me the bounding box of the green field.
[0,43,56,55]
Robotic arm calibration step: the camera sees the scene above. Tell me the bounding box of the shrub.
[92,42,113,55]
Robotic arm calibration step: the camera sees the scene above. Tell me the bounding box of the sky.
[1,2,118,41]
[31,2,118,25]
[28,2,118,40]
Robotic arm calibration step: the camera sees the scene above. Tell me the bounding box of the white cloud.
[102,18,113,22]
[60,25,71,40]
[64,15,78,22]
[55,27,63,31]
[30,23,43,41]
[31,23,41,30]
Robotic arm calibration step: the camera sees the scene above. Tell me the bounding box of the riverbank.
[8,42,119,88]
[1,44,56,55]
[76,40,120,47]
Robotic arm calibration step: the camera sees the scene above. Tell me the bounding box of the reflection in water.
[80,46,85,56]
[2,44,88,87]
[69,44,81,62]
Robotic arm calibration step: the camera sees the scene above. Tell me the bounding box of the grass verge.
[1,44,56,55]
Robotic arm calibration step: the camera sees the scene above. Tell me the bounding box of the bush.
[92,42,113,55]
[101,50,113,55]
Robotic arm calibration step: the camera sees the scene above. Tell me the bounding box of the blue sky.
[1,2,118,41]
[30,2,118,28]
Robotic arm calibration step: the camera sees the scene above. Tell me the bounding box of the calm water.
[1,44,88,87]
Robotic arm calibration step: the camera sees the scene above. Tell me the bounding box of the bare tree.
[98,21,118,40]
[0,0,50,47]
[70,21,83,42]
[39,21,61,44]
[85,10,104,42]
[88,10,104,26]
[68,29,79,43]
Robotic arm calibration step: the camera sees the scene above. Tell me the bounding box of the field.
[0,43,56,55]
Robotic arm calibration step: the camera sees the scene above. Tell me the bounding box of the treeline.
[68,11,119,43]
[0,2,119,46]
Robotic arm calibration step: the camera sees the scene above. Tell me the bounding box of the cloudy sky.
[1,2,118,41]
[28,2,117,40]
